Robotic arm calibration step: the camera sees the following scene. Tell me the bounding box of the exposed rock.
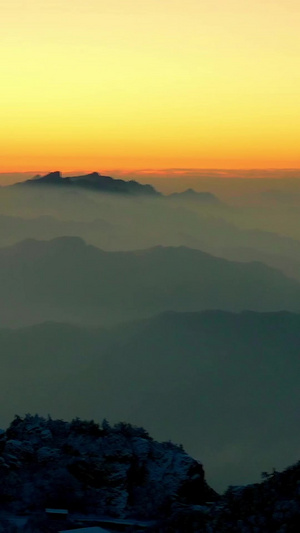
[0,414,217,520]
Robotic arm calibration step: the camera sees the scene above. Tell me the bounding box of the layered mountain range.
[1,237,300,327]
[1,172,300,282]
[1,310,300,491]
[0,170,300,521]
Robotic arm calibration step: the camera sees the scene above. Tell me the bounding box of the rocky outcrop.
[0,415,300,531]
[0,415,217,519]
[160,462,300,532]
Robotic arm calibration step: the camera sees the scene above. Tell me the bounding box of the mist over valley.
[0,170,300,526]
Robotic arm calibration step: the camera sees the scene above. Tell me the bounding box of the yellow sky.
[1,0,300,171]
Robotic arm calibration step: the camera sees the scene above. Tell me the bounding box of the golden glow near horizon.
[1,0,300,171]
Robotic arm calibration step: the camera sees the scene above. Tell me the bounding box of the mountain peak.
[69,172,102,180]
[17,171,64,186]
[38,171,62,182]
[168,189,220,203]
[17,171,160,196]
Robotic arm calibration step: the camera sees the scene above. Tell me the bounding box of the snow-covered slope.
[0,415,216,520]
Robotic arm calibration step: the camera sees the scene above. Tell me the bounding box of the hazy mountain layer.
[1,237,300,327]
[2,171,300,242]
[2,180,300,282]
[166,188,221,204]
[0,310,299,491]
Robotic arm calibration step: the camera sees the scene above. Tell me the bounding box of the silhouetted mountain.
[218,245,300,282]
[3,176,300,281]
[0,213,114,248]
[29,170,63,184]
[0,310,300,490]
[17,171,160,196]
[167,188,221,204]
[1,237,300,327]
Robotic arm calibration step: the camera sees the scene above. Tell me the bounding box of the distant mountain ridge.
[12,171,225,203]
[1,309,300,491]
[1,237,300,327]
[167,188,221,204]
[16,170,160,196]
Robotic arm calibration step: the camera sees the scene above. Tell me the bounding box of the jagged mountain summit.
[16,171,160,196]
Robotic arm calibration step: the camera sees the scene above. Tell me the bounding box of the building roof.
[59,528,110,533]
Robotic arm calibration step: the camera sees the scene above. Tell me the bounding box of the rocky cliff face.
[0,415,299,532]
[207,463,300,533]
[161,462,300,532]
[0,415,216,520]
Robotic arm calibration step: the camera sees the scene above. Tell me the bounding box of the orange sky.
[1,0,300,171]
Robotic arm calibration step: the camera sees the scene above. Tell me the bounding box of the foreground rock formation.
[1,415,299,532]
[0,415,216,525]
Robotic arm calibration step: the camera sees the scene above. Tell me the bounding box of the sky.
[1,0,300,172]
